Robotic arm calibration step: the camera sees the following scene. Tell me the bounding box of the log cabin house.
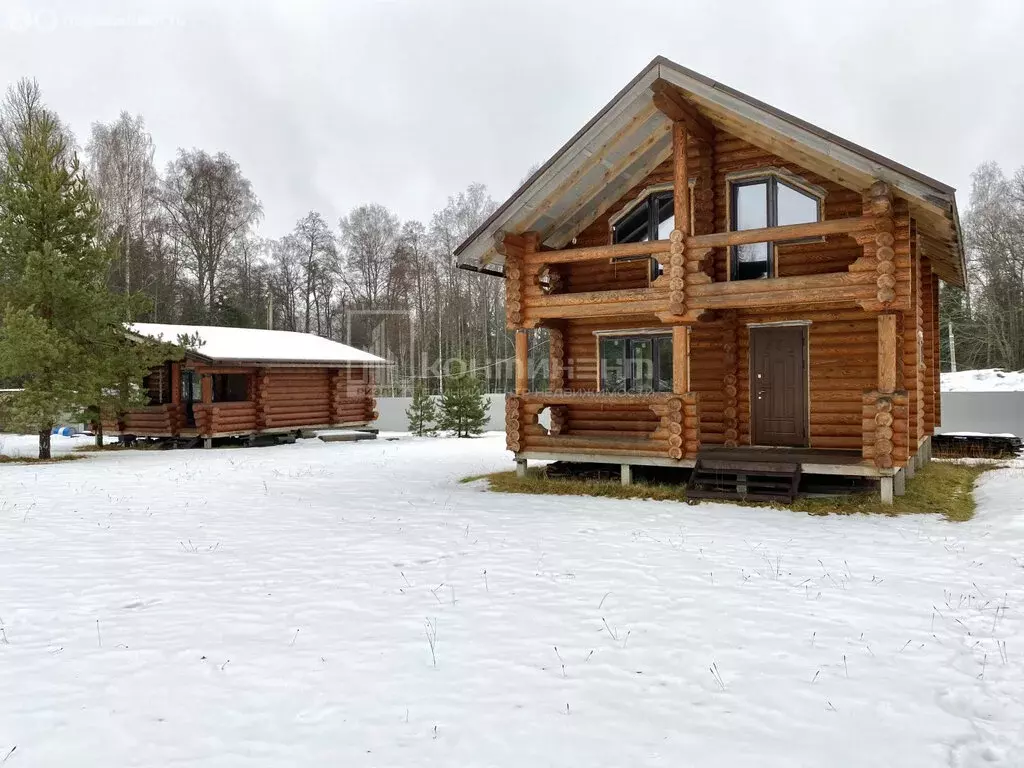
[107,323,386,446]
[457,57,964,504]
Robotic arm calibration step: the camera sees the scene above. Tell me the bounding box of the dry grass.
[463,461,994,522]
[0,453,86,465]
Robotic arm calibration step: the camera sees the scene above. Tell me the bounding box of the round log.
[876,246,895,262]
[875,454,894,469]
[669,229,684,244]
[668,447,683,459]
[876,274,896,290]
[875,232,895,248]
[875,438,894,455]
[869,181,891,198]
[874,412,894,427]
[877,261,895,275]
[877,288,897,303]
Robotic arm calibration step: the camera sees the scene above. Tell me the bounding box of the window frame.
[597,332,673,394]
[727,170,825,281]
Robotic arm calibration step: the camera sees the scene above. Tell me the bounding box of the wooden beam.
[518,392,673,407]
[672,325,691,393]
[672,122,690,236]
[687,216,873,249]
[515,330,528,394]
[524,239,671,265]
[878,312,898,394]
[651,80,714,143]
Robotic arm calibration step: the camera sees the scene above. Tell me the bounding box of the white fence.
[374,392,1024,438]
[936,392,1024,437]
[374,394,507,433]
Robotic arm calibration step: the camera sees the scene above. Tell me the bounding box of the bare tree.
[961,162,1024,370]
[292,211,336,333]
[160,149,262,319]
[0,77,75,161]
[86,112,157,297]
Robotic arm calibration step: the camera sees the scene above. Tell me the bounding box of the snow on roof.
[941,368,1024,392]
[128,323,388,366]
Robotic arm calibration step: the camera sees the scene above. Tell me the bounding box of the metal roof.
[455,56,964,286]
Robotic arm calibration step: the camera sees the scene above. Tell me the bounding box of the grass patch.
[0,453,86,465]
[793,462,991,522]
[464,461,993,521]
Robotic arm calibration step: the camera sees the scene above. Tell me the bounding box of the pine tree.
[0,104,166,458]
[437,367,489,438]
[406,381,438,436]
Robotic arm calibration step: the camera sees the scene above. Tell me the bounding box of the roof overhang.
[455,56,965,287]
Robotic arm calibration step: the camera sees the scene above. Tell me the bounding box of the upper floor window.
[730,174,822,280]
[613,190,674,244]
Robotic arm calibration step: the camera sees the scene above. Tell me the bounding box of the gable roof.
[128,323,388,367]
[455,56,965,286]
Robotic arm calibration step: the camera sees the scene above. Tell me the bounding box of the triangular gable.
[455,56,964,287]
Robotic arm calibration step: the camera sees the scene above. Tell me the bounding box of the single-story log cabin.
[107,323,386,445]
[457,57,964,504]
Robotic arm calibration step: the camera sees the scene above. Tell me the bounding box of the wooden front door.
[750,326,808,447]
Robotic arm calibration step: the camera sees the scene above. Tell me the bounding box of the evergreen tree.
[405,381,438,436]
[0,104,166,458]
[437,366,489,438]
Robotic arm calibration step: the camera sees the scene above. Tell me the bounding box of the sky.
[1,0,1022,238]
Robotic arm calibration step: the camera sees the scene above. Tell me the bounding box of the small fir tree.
[437,366,489,438]
[405,381,438,436]
[0,104,166,458]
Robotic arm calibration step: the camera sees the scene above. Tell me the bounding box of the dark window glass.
[613,191,674,244]
[600,338,627,392]
[213,373,249,403]
[599,334,672,393]
[181,369,201,403]
[731,176,821,281]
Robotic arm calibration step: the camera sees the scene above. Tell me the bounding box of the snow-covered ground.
[942,368,1024,392]
[1,434,1022,767]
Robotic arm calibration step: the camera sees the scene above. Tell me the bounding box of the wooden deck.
[698,445,865,466]
[519,444,881,477]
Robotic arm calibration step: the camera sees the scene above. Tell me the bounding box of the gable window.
[599,334,673,393]
[730,175,822,280]
[611,189,674,280]
[613,190,674,244]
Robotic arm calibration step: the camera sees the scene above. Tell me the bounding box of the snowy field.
[1,434,1023,767]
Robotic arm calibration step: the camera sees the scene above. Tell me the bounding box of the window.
[613,190,674,244]
[599,334,673,393]
[612,190,674,280]
[180,369,201,403]
[212,373,249,403]
[730,175,822,280]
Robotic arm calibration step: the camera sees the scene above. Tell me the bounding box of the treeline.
[17,78,514,395]
[942,161,1024,373]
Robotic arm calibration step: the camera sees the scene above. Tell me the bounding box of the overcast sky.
[2,0,1022,236]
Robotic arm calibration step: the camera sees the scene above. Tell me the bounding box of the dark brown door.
[750,326,808,447]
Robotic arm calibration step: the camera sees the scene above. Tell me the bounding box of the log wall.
[109,363,376,439]
[507,126,944,471]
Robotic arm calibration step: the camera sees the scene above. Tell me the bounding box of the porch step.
[686,454,801,505]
